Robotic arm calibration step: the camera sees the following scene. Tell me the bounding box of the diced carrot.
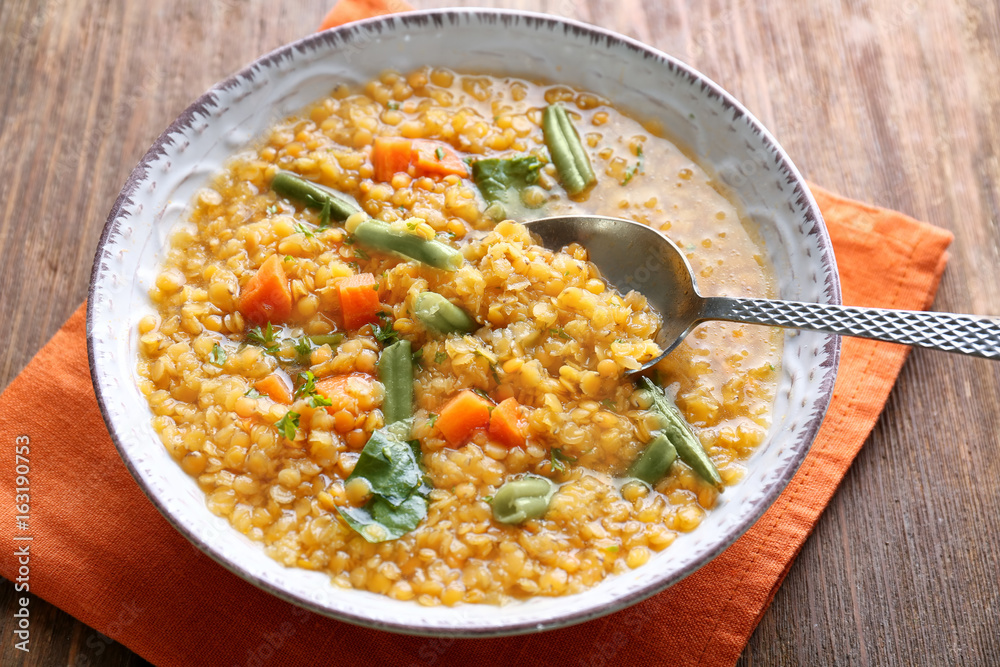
[314,373,376,417]
[255,373,292,405]
[239,254,293,325]
[411,139,469,178]
[372,136,469,181]
[436,390,492,447]
[489,397,526,448]
[372,136,414,182]
[337,272,382,330]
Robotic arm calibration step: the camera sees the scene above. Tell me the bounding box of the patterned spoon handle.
[701,297,1000,359]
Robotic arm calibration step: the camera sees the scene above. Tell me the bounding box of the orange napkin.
[0,2,954,664]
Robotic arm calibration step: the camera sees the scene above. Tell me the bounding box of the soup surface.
[136,68,781,605]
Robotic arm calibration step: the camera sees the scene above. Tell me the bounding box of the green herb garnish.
[308,394,333,409]
[209,342,227,366]
[434,351,447,364]
[373,312,399,345]
[621,145,644,185]
[294,222,315,238]
[293,337,313,361]
[295,371,317,398]
[246,323,279,355]
[550,448,577,474]
[274,411,300,440]
[550,327,571,340]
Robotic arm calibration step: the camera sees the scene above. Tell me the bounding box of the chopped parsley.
[274,411,300,440]
[308,394,333,409]
[605,545,620,554]
[472,388,492,403]
[293,337,313,361]
[601,399,616,410]
[294,222,315,238]
[434,351,447,364]
[246,323,279,355]
[244,388,262,399]
[209,342,227,366]
[266,204,278,215]
[435,147,445,161]
[373,312,399,345]
[427,413,439,428]
[550,327,571,340]
[354,246,370,260]
[294,371,318,398]
[387,101,399,110]
[292,370,333,408]
[621,145,644,185]
[412,348,423,369]
[550,448,577,474]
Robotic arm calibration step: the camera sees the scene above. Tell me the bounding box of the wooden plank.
[1,0,998,665]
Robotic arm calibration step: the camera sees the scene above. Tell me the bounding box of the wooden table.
[2,0,998,664]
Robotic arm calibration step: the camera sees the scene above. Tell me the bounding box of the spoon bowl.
[525,215,1000,369]
[524,216,703,366]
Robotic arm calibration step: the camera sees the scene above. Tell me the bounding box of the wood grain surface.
[2,0,999,664]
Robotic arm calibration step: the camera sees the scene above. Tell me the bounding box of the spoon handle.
[702,297,1000,359]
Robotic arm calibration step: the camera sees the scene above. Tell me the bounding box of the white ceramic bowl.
[88,9,840,636]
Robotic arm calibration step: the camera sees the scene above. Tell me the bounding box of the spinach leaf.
[345,419,421,507]
[472,156,542,219]
[337,421,432,542]
[338,494,428,543]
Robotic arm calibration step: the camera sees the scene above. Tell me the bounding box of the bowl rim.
[87,7,841,637]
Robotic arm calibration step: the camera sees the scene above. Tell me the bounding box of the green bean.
[542,104,596,196]
[377,339,413,424]
[309,334,344,347]
[271,170,363,223]
[491,475,557,525]
[627,433,677,485]
[413,292,477,335]
[353,220,464,271]
[638,377,723,490]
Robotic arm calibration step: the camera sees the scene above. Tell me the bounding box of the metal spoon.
[524,215,1000,372]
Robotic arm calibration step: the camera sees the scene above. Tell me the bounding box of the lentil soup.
[136,68,782,605]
